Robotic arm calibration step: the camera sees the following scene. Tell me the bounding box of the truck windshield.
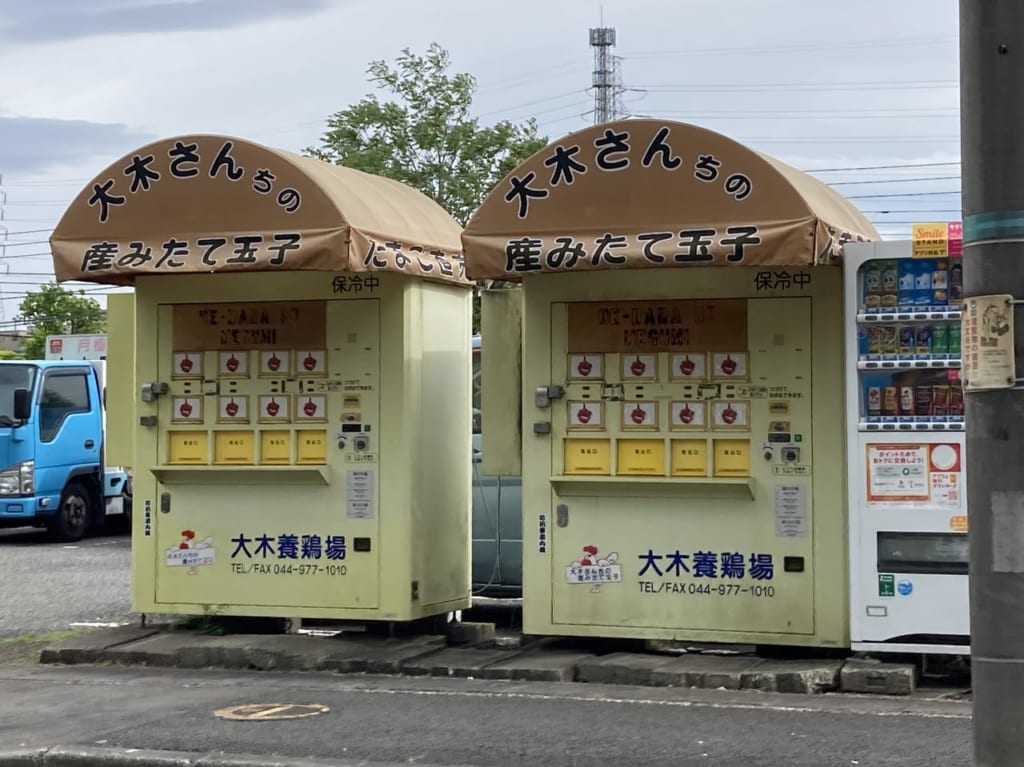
[0,365,36,426]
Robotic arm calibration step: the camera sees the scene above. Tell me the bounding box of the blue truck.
[0,360,131,541]
[471,335,523,597]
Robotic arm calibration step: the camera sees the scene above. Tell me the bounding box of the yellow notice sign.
[214,431,255,465]
[168,431,208,464]
[671,439,707,477]
[563,439,611,475]
[260,431,291,464]
[912,223,950,258]
[616,439,665,476]
[714,439,750,477]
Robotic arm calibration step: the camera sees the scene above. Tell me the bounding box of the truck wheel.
[119,491,133,532]
[48,482,92,542]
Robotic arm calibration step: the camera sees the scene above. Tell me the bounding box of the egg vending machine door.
[151,298,382,613]
[546,297,819,638]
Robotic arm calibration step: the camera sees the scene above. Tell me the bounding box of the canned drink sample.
[867,326,883,355]
[881,261,899,307]
[915,324,932,355]
[857,327,869,356]
[883,386,899,416]
[867,386,882,417]
[949,385,964,416]
[932,385,950,417]
[949,260,964,306]
[915,385,933,416]
[864,264,883,309]
[932,259,949,306]
[914,259,934,306]
[879,325,898,354]
[949,323,962,354]
[899,386,916,416]
[931,323,950,354]
[899,326,916,355]
[898,260,916,307]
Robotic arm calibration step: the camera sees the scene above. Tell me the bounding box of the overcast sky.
[0,0,960,322]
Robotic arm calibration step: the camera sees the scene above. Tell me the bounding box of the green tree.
[18,283,105,359]
[305,43,547,227]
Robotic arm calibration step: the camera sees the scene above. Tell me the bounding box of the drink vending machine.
[843,238,969,654]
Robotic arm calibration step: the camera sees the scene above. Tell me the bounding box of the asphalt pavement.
[0,664,971,766]
[0,526,131,638]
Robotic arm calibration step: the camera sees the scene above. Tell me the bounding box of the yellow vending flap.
[563,439,611,475]
[296,430,328,465]
[260,431,292,465]
[616,439,665,476]
[168,431,208,465]
[671,439,708,477]
[214,431,255,465]
[714,439,751,477]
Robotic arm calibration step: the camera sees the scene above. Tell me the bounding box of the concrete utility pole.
[960,2,1024,764]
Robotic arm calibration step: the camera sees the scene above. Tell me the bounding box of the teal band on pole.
[963,211,1024,243]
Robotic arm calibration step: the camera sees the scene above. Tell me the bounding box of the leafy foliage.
[18,283,105,359]
[306,43,547,226]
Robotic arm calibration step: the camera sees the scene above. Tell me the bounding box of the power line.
[0,228,54,236]
[633,79,957,93]
[743,136,960,144]
[666,111,959,121]
[846,190,961,199]
[476,90,587,118]
[860,209,963,213]
[619,35,956,59]
[828,175,961,186]
[804,161,960,172]
[0,251,57,260]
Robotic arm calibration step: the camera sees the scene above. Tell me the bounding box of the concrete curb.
[0,746,464,767]
[37,627,923,696]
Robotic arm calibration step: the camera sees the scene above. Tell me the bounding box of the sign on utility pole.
[961,2,1024,764]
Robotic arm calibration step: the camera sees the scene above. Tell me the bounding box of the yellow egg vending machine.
[50,134,473,623]
[466,119,879,646]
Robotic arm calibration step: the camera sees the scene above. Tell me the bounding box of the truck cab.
[0,360,130,541]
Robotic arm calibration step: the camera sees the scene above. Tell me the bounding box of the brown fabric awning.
[50,134,469,287]
[462,119,879,280]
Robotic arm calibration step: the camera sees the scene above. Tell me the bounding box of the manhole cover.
[214,703,330,721]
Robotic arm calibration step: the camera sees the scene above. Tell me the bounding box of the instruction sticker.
[347,470,374,519]
[774,485,808,538]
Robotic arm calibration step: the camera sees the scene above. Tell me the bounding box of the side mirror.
[13,388,31,422]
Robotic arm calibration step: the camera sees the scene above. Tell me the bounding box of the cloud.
[0,116,154,175]
[0,0,335,45]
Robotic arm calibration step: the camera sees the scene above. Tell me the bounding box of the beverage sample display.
[855,256,963,431]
